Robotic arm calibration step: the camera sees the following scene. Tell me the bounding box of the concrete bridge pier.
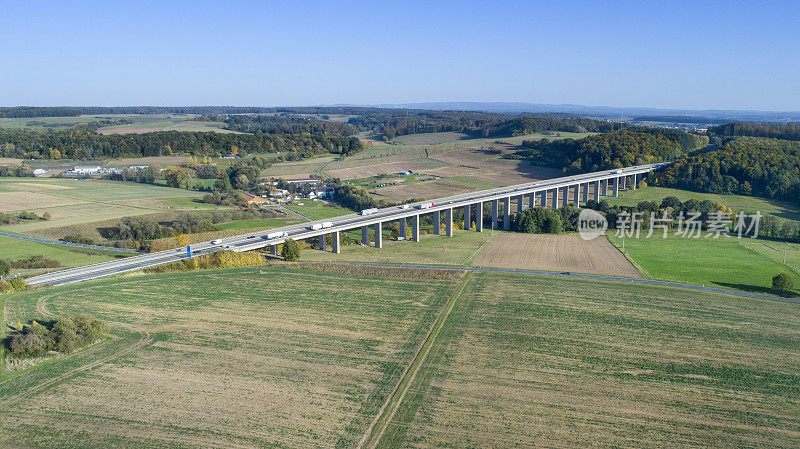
[445,208,453,236]
[432,210,441,235]
[573,184,580,205]
[621,176,626,190]
[318,234,326,251]
[332,231,340,254]
[538,190,546,207]
[613,177,619,197]
[399,217,407,239]
[594,180,601,201]
[476,202,483,232]
[270,245,278,256]
[600,179,606,196]
[632,173,637,189]
[411,215,420,242]
[464,204,471,230]
[553,188,560,208]
[374,222,382,248]
[361,226,369,245]
[491,199,499,230]
[503,197,511,230]
[582,182,589,203]
[516,195,523,213]
[528,192,535,209]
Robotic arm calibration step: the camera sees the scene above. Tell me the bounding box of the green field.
[607,233,800,296]
[283,200,352,220]
[605,186,800,220]
[0,114,234,134]
[0,266,457,447]
[0,235,126,275]
[2,266,798,447]
[303,229,497,266]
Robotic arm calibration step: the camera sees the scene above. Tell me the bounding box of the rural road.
[320,261,800,305]
[0,231,143,254]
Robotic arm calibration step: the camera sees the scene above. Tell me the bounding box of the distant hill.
[371,102,800,123]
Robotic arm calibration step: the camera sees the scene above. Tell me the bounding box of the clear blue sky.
[1,0,798,110]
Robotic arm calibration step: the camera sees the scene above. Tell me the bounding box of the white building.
[72,166,102,175]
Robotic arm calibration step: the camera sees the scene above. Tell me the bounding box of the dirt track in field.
[474,234,641,278]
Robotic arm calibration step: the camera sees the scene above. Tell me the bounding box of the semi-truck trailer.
[309,221,334,231]
[360,208,378,216]
[264,231,287,239]
[416,202,434,210]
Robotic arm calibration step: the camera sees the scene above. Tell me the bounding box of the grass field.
[0,267,458,448]
[607,233,800,296]
[0,178,207,233]
[0,235,126,275]
[379,271,800,448]
[605,186,800,220]
[303,230,497,266]
[284,200,352,220]
[0,114,236,134]
[3,266,798,447]
[474,233,641,277]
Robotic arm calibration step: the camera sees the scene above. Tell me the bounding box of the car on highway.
[246,235,256,239]
[212,239,222,244]
[223,244,233,249]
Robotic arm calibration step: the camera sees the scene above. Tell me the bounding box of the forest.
[0,129,363,159]
[220,114,358,135]
[707,122,800,141]
[510,130,706,173]
[651,137,800,204]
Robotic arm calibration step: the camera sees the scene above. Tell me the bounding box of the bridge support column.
[411,215,420,242]
[552,188,559,208]
[632,173,637,190]
[621,176,626,190]
[503,197,511,230]
[332,231,340,254]
[528,192,535,209]
[475,202,483,232]
[432,210,440,235]
[445,208,453,236]
[271,245,278,256]
[582,183,589,203]
[491,199,499,230]
[539,191,546,207]
[573,184,580,205]
[594,180,601,200]
[516,195,523,213]
[318,234,326,251]
[399,217,407,239]
[613,177,619,197]
[374,222,382,248]
[463,204,471,230]
[361,226,369,245]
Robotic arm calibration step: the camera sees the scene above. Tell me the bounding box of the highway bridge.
[26,162,668,287]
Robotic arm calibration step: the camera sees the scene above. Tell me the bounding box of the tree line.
[220,114,359,136]
[510,130,706,173]
[0,129,363,159]
[651,137,800,204]
[707,122,800,141]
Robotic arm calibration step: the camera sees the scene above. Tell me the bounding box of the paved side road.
[321,261,800,305]
[0,232,143,254]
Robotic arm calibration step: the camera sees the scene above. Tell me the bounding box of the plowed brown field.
[475,233,641,277]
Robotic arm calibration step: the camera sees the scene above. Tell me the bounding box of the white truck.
[264,231,287,239]
[361,208,379,216]
[614,169,624,174]
[416,202,434,210]
[309,221,334,231]
[211,239,222,244]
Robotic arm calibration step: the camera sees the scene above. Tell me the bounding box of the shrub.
[772,273,794,291]
[282,239,302,262]
[7,315,107,357]
[9,277,26,291]
[0,259,9,276]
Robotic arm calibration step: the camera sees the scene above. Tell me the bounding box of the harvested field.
[108,156,193,167]
[474,233,641,277]
[0,157,24,165]
[380,271,800,448]
[0,267,457,448]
